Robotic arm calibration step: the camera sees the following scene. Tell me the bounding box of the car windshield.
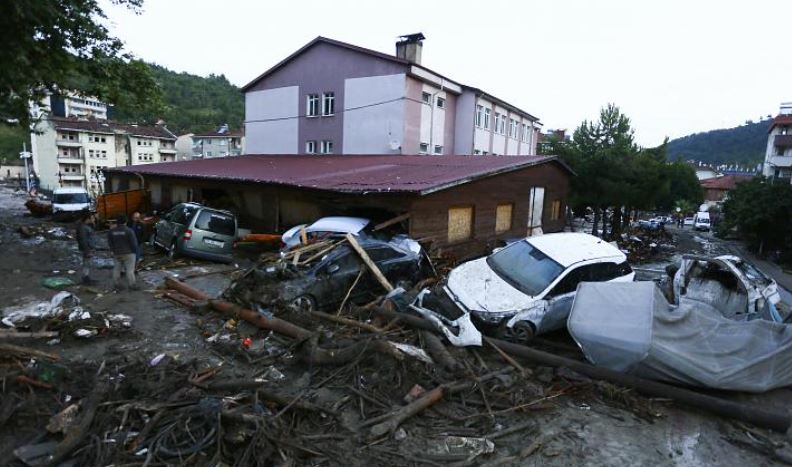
[54,193,89,204]
[194,210,236,236]
[486,241,565,296]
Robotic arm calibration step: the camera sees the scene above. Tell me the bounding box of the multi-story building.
[762,102,792,182]
[242,34,541,156]
[31,92,109,120]
[175,124,245,160]
[31,116,176,193]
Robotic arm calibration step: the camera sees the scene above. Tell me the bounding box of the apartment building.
[31,92,109,120]
[242,34,541,156]
[762,102,792,182]
[31,116,176,193]
[175,124,245,160]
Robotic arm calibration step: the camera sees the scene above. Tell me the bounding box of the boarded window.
[550,200,562,221]
[495,203,513,233]
[448,207,474,243]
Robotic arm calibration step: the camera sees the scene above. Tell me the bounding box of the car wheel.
[149,230,158,248]
[497,320,535,344]
[291,295,316,313]
[167,241,179,260]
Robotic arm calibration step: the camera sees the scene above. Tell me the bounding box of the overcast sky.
[102,0,792,147]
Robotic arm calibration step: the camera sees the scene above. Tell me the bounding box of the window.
[448,206,474,243]
[320,140,333,154]
[101,150,107,158]
[419,143,429,154]
[484,108,491,129]
[436,97,445,108]
[434,145,443,154]
[474,149,481,155]
[306,94,319,117]
[366,246,403,262]
[306,140,317,154]
[475,105,483,127]
[88,149,95,158]
[495,113,505,134]
[550,200,562,221]
[487,241,564,296]
[422,92,431,104]
[195,210,236,236]
[322,92,335,116]
[509,119,517,138]
[495,203,513,233]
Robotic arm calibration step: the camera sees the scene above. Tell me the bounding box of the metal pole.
[21,142,30,193]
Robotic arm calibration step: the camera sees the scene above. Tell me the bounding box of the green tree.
[0,0,163,129]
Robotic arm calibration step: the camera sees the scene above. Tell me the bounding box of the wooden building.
[105,155,573,259]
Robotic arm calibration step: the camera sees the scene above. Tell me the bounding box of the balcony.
[57,155,83,164]
[60,174,85,181]
[768,155,792,168]
[56,139,82,147]
[774,135,792,149]
[159,148,177,154]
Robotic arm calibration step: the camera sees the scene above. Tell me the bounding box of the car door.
[312,249,366,307]
[366,246,411,284]
[540,264,601,333]
[157,206,180,245]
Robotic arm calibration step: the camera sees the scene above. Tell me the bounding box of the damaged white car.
[443,232,634,343]
[669,254,782,320]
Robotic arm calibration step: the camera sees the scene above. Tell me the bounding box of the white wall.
[342,74,405,154]
[418,83,447,154]
[453,92,476,154]
[245,86,299,154]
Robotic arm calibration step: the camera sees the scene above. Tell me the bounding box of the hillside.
[666,119,771,165]
[113,63,244,135]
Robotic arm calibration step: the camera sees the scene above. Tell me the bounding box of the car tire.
[167,240,179,260]
[496,320,535,344]
[291,295,316,313]
[149,230,158,248]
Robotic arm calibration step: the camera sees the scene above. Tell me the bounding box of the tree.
[0,0,163,129]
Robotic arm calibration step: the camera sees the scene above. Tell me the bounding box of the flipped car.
[245,238,423,312]
[443,232,634,343]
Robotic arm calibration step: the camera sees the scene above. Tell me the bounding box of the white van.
[52,187,92,220]
[694,211,711,231]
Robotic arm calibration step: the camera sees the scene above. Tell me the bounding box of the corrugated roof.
[700,174,754,190]
[107,154,570,195]
[51,116,176,140]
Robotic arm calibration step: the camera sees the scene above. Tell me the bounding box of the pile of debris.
[17,225,73,242]
[616,226,674,263]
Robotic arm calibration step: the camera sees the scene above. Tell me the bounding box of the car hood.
[445,257,538,314]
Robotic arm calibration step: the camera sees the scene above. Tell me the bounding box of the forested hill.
[666,119,771,165]
[113,64,244,135]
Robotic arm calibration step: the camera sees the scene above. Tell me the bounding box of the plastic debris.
[41,276,76,289]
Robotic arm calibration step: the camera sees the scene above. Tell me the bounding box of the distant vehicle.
[52,187,92,220]
[443,232,635,343]
[683,217,695,227]
[252,238,423,312]
[151,202,238,263]
[694,211,711,231]
[638,219,662,231]
[281,216,421,254]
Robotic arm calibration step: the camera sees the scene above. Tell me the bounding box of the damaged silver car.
[442,233,634,343]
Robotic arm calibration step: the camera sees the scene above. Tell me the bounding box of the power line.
[244,95,428,124]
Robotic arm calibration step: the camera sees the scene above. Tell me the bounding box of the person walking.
[107,215,139,291]
[76,211,98,285]
[128,211,145,267]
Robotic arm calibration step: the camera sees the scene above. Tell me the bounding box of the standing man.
[107,215,139,291]
[76,211,97,285]
[128,212,145,267]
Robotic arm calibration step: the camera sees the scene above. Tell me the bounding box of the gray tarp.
[568,281,792,393]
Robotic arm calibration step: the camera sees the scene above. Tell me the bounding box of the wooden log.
[373,213,411,232]
[309,310,383,333]
[0,331,58,339]
[44,382,106,467]
[421,331,461,372]
[0,343,60,361]
[346,233,393,292]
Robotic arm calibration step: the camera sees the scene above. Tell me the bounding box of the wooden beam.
[345,233,393,292]
[373,213,411,232]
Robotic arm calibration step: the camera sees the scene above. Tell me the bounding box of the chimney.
[396,33,425,64]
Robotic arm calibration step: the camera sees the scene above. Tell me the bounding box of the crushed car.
[569,280,792,392]
[231,237,425,312]
[430,232,635,344]
[280,216,420,254]
[667,254,782,321]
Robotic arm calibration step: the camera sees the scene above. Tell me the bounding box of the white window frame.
[320,140,333,154]
[475,105,483,127]
[306,94,319,117]
[322,92,335,116]
[509,119,517,138]
[434,145,443,154]
[305,140,316,154]
[422,92,431,104]
[436,97,445,109]
[483,108,491,129]
[419,143,429,154]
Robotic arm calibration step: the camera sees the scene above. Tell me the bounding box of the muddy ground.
[2,183,792,466]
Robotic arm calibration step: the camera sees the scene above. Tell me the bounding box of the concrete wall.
[0,165,25,181]
[245,86,300,154]
[454,91,476,154]
[342,74,405,154]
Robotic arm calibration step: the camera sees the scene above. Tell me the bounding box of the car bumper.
[181,245,233,263]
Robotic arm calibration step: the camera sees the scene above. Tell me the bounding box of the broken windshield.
[486,240,564,296]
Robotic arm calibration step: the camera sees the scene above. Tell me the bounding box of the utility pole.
[19,142,32,193]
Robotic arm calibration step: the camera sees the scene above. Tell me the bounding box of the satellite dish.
[389,140,400,150]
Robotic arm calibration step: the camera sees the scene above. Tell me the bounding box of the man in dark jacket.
[76,211,97,285]
[107,215,139,290]
[128,211,145,266]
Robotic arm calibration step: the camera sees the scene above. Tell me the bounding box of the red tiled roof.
[51,116,176,140]
[107,154,571,195]
[700,174,753,190]
[769,115,792,133]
